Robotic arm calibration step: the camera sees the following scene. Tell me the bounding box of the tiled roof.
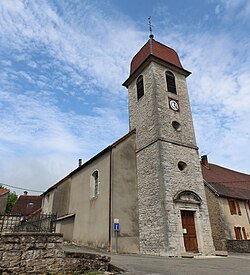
[130,39,185,76]
[0,188,9,196]
[26,207,42,220]
[11,195,42,216]
[123,38,191,87]
[201,163,250,200]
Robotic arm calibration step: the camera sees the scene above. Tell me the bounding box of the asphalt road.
[63,245,250,275]
[110,253,250,275]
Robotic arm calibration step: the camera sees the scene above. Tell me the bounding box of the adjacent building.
[43,131,138,252]
[201,155,250,251]
[42,36,216,256]
[11,191,42,217]
[0,188,10,214]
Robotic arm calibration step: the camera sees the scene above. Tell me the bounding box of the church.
[42,35,216,256]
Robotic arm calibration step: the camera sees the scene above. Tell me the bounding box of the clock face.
[169,99,179,111]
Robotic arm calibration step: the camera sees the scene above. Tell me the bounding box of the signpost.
[113,218,120,253]
[113,222,120,231]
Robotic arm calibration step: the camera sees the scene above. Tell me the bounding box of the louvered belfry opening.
[136,75,144,100]
[166,71,177,94]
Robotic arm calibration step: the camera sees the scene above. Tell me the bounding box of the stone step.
[215,250,228,257]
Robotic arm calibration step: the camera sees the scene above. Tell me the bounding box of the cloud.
[0,0,249,195]
[27,61,37,68]
[215,5,221,15]
[0,154,78,193]
[166,31,250,173]
[0,0,144,95]
[215,0,250,21]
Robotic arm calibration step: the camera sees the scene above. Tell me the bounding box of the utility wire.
[0,182,44,193]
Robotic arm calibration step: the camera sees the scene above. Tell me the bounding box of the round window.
[172,121,181,131]
[178,161,187,171]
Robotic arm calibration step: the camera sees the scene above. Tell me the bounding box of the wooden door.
[181,210,198,252]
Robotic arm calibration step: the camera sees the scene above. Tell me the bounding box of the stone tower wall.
[160,141,215,255]
[128,62,158,146]
[128,62,197,148]
[127,57,215,256]
[136,142,167,254]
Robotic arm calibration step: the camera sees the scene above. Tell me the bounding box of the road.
[63,244,250,275]
[110,253,250,275]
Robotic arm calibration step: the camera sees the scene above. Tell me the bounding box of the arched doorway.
[174,190,202,252]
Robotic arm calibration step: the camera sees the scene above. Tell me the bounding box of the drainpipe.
[108,147,112,252]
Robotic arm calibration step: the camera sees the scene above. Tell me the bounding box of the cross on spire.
[148,16,154,39]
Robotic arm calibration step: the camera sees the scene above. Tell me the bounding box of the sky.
[0,0,249,195]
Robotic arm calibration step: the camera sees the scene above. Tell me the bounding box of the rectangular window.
[228,199,242,215]
[234,226,243,240]
[242,227,248,240]
[136,76,144,100]
[236,200,241,215]
[228,199,237,215]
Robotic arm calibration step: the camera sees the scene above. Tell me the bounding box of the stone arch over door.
[173,190,202,205]
[173,190,202,253]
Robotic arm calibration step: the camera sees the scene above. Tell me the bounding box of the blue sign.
[113,223,120,231]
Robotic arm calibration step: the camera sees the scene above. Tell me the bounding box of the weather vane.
[148,16,154,38]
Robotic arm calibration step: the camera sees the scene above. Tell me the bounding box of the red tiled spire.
[130,39,184,76]
[123,38,190,87]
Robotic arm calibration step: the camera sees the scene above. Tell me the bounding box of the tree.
[0,185,18,213]
[6,192,18,213]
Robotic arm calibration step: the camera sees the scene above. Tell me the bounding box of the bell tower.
[123,36,214,256]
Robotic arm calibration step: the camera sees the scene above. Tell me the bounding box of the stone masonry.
[0,232,110,274]
[227,240,250,253]
[205,187,227,251]
[127,52,215,256]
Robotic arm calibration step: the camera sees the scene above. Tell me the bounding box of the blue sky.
[0,0,249,194]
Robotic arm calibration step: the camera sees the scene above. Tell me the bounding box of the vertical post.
[108,148,112,252]
[113,220,120,253]
[115,230,118,253]
[148,16,154,39]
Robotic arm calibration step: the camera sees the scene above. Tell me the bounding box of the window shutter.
[89,182,92,198]
[136,75,144,100]
[236,200,241,215]
[228,200,234,215]
[90,177,94,199]
[234,226,237,239]
[97,181,100,195]
[242,227,247,240]
[234,226,239,240]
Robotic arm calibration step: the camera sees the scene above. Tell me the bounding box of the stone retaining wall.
[227,240,250,253]
[0,232,110,274]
